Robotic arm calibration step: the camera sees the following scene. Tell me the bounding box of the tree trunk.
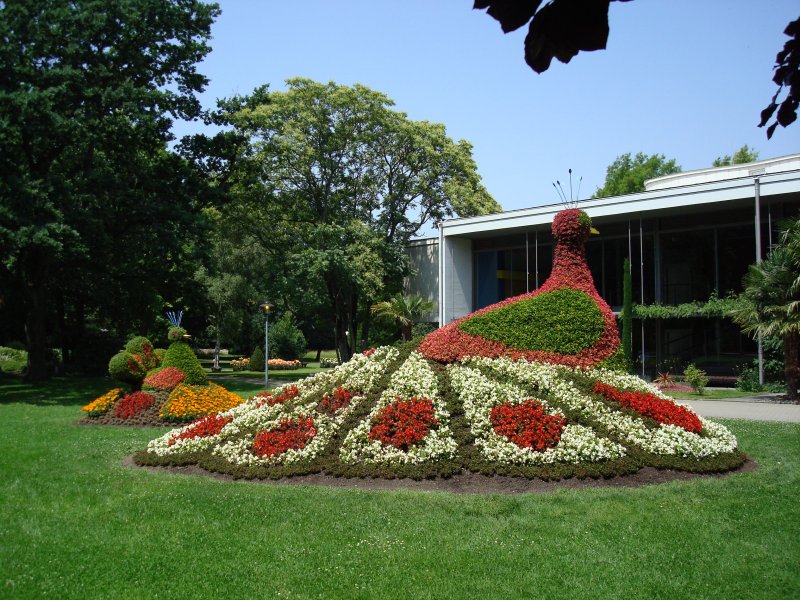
[24,281,50,381]
[784,331,799,400]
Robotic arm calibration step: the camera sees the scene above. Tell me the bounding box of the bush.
[458,289,604,355]
[268,312,307,360]
[320,357,339,368]
[249,346,265,372]
[0,346,27,374]
[168,326,187,341]
[108,351,147,387]
[124,336,159,372]
[683,364,709,394]
[160,340,207,385]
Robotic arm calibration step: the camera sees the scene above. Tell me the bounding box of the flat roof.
[441,157,800,239]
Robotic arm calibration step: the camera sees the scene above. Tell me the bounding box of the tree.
[0,0,219,380]
[713,145,760,167]
[211,79,500,361]
[728,219,800,400]
[371,294,435,341]
[593,153,681,198]
[760,17,800,139]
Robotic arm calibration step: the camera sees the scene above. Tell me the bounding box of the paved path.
[679,398,800,422]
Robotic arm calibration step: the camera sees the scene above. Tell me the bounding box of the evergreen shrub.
[249,346,265,372]
[458,289,604,355]
[161,341,207,385]
[108,351,146,387]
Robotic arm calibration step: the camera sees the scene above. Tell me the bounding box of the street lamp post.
[260,301,274,388]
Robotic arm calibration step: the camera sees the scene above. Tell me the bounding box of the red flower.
[168,414,232,446]
[318,387,355,416]
[490,400,566,451]
[369,397,438,451]
[252,415,317,458]
[143,366,186,391]
[254,385,301,408]
[362,348,377,357]
[114,390,154,419]
[593,381,703,433]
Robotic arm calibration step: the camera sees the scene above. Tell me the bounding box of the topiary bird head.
[552,209,598,244]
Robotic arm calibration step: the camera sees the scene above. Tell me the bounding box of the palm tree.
[728,219,800,399]
[371,293,435,341]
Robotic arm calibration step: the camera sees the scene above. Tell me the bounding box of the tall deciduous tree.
[214,79,500,361]
[0,0,219,379]
[593,152,681,198]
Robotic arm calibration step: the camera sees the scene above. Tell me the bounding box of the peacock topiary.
[419,208,622,369]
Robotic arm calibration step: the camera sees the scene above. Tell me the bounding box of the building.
[407,154,800,379]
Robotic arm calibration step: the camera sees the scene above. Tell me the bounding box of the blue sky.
[174,0,800,219]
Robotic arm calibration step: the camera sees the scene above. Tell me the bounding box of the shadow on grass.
[0,373,116,406]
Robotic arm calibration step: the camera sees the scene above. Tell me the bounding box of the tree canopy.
[593,152,681,198]
[713,145,760,167]
[0,0,219,379]
[201,78,500,360]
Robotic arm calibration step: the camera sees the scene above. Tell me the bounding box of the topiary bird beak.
[590,227,599,235]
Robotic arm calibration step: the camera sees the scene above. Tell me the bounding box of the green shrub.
[249,346,265,372]
[168,326,187,341]
[155,348,166,363]
[268,312,307,360]
[458,289,604,355]
[736,364,762,392]
[108,351,147,387]
[124,336,159,371]
[684,364,709,394]
[160,341,207,385]
[597,346,627,372]
[0,346,28,374]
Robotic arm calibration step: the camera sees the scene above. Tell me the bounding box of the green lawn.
[0,376,798,599]
[665,388,771,401]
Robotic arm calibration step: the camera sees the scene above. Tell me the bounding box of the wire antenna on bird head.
[553,169,582,208]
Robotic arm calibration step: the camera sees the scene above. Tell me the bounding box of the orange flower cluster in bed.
[160,382,244,422]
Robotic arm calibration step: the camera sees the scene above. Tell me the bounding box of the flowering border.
[471,357,738,459]
[448,362,625,465]
[340,352,457,465]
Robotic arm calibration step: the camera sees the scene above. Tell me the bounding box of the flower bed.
[135,341,744,480]
[143,367,186,392]
[160,383,245,422]
[82,389,123,417]
[593,381,703,433]
[268,359,303,370]
[114,391,155,419]
[490,400,566,451]
[252,415,317,458]
[340,351,457,466]
[368,397,439,451]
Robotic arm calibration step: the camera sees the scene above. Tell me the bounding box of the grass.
[1,376,798,599]
[665,388,772,401]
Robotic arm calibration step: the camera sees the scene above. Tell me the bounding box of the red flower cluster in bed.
[252,415,317,458]
[143,367,185,391]
[419,209,620,366]
[168,414,232,446]
[369,397,438,451]
[114,390,154,419]
[490,400,566,451]
[593,381,703,433]
[254,385,301,408]
[318,387,354,416]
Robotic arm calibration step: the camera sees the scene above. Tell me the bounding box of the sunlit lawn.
[0,375,797,599]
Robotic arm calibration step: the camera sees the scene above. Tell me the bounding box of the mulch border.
[123,455,758,496]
